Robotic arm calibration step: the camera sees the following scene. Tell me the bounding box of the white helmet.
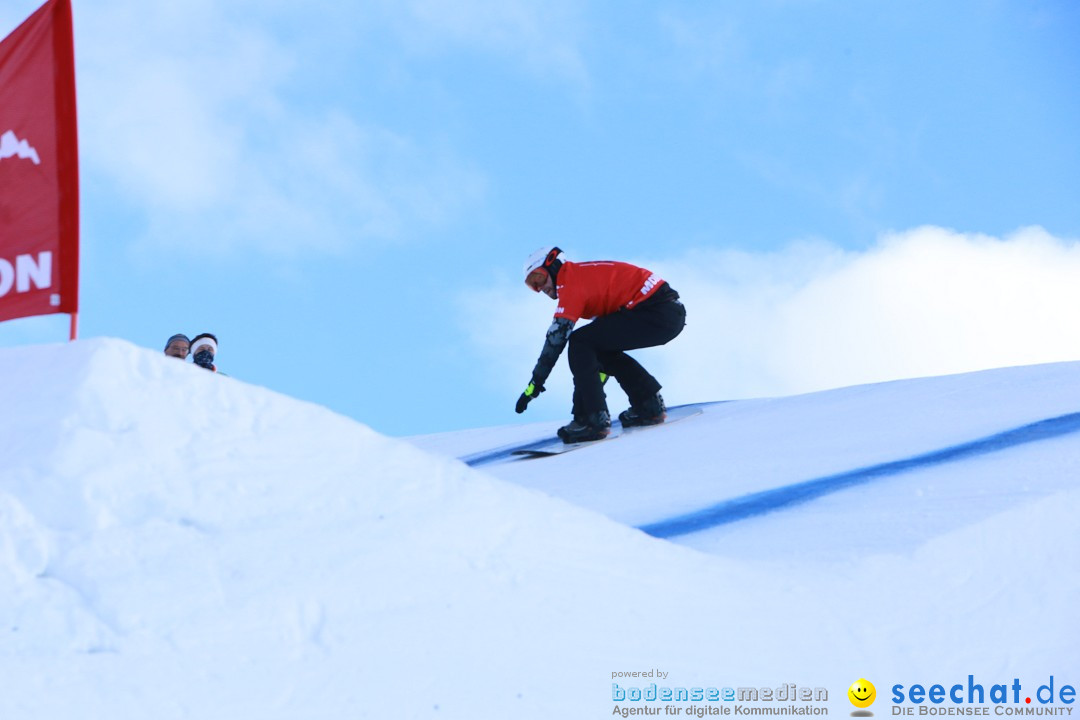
[523,246,566,279]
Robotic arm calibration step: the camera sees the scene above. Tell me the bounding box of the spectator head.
[191,333,218,356]
[164,334,190,359]
[191,333,218,371]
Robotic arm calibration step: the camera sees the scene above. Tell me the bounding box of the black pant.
[568,289,686,416]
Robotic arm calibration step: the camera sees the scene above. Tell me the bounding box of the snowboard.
[511,405,704,458]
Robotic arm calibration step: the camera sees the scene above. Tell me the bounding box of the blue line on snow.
[638,411,1080,539]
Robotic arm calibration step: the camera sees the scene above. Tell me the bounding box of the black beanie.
[165,333,190,351]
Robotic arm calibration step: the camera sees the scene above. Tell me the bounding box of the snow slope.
[2,339,1077,719]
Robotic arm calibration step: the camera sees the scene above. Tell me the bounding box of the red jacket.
[553,261,665,322]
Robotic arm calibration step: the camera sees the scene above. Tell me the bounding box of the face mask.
[193,349,215,370]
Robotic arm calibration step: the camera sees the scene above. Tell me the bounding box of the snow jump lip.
[638,411,1080,539]
[460,401,723,468]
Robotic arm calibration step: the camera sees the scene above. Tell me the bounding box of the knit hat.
[164,333,190,351]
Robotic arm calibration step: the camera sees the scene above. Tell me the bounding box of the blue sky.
[2,0,1079,435]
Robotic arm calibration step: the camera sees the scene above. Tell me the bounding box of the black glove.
[193,349,215,370]
[515,381,544,414]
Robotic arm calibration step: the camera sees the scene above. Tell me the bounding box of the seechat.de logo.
[850,679,877,716]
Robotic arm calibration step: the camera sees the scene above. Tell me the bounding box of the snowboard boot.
[557,410,612,444]
[618,394,666,428]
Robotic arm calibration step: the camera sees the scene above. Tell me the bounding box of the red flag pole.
[69,311,77,341]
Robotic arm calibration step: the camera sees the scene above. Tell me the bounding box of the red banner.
[0,0,79,326]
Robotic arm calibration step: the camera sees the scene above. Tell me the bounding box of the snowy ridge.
[640,408,1080,538]
[1,339,1078,719]
[422,362,1080,540]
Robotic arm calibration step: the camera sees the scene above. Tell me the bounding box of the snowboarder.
[164,333,190,360]
[515,246,686,443]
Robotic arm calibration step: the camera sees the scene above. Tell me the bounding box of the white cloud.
[461,227,1080,407]
[658,9,745,84]
[459,271,573,398]
[383,0,589,86]
[75,1,486,259]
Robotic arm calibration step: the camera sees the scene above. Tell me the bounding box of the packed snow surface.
[2,339,1077,719]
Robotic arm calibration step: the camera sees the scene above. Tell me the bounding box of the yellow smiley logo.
[848,679,876,709]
